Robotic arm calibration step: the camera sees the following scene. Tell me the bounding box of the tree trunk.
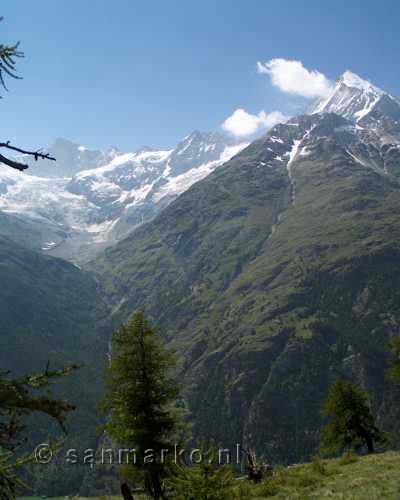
[147,469,165,500]
[121,483,135,500]
[366,435,375,454]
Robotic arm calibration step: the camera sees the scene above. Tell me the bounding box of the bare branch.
[0,153,28,171]
[0,142,55,171]
[0,141,55,161]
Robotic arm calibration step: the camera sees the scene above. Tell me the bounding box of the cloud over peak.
[222,108,287,137]
[221,59,334,138]
[257,58,333,99]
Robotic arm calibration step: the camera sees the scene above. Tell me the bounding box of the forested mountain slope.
[91,73,400,462]
[0,235,109,446]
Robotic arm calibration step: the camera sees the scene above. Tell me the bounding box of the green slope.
[0,234,109,446]
[242,451,400,499]
[90,113,400,463]
[0,211,66,252]
[20,451,400,499]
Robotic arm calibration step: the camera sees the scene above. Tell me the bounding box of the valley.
[3,69,400,496]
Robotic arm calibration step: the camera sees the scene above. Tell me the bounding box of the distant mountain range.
[0,132,247,261]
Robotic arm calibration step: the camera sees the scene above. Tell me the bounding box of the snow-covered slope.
[4,70,398,263]
[0,167,105,258]
[20,137,121,178]
[0,131,247,261]
[311,70,400,144]
[312,71,384,121]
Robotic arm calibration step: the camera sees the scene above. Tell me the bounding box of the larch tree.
[170,441,236,500]
[320,379,385,455]
[101,311,184,500]
[0,365,78,499]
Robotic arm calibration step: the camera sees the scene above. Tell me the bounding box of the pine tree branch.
[0,16,24,96]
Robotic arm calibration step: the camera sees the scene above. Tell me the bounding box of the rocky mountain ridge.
[0,131,247,261]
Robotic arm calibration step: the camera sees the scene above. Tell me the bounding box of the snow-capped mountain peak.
[0,131,247,261]
[339,70,383,94]
[311,70,385,122]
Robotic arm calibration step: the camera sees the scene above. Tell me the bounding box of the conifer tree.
[320,379,384,455]
[0,16,23,97]
[101,312,183,500]
[170,441,235,500]
[0,365,77,499]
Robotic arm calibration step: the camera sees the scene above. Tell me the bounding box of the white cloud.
[257,58,333,99]
[262,110,289,129]
[222,108,287,137]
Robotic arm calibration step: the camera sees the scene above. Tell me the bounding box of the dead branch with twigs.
[0,141,56,171]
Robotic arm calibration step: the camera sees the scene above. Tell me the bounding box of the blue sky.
[1,0,400,151]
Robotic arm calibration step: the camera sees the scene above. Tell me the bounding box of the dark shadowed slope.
[0,235,110,443]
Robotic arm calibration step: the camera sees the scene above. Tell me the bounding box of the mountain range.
[91,71,400,461]
[2,70,400,475]
[0,132,247,261]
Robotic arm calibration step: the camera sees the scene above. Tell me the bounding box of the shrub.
[339,450,359,466]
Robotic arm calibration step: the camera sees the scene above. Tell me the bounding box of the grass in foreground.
[237,451,400,499]
[19,451,400,499]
